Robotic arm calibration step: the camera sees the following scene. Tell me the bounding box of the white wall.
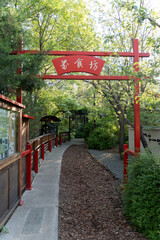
[129,127,160,155]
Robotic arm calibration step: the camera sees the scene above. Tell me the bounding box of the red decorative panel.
[52,56,105,76]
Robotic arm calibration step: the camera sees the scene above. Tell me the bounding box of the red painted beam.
[40,75,134,80]
[22,114,35,119]
[11,50,150,58]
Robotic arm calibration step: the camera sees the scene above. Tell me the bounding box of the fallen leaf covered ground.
[58,145,147,240]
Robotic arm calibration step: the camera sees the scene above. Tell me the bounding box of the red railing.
[123,144,137,184]
[21,133,59,190]
[59,132,70,143]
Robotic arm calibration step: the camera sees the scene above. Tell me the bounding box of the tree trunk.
[125,118,150,152]
[140,125,151,152]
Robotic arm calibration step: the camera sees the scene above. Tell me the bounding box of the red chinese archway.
[13,39,150,183]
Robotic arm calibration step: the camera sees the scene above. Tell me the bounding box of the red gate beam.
[40,75,149,80]
[11,50,150,58]
[40,75,135,80]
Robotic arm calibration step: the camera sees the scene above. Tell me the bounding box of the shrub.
[123,151,160,240]
[86,126,119,150]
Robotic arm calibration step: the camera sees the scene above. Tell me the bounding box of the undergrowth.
[84,122,119,150]
[122,150,160,240]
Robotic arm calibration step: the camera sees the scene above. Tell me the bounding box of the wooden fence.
[22,133,57,190]
[59,132,70,142]
[22,132,70,190]
[0,129,70,228]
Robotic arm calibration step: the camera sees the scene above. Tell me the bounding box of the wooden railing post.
[59,136,62,145]
[123,144,128,184]
[49,140,52,152]
[26,144,32,190]
[42,143,45,160]
[35,149,39,173]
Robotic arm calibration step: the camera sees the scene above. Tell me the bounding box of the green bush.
[123,151,160,240]
[86,125,119,150]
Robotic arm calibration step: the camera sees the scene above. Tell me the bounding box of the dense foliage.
[87,0,160,154]
[84,120,120,150]
[0,0,46,93]
[0,0,99,94]
[0,1,160,236]
[123,152,160,240]
[0,0,160,151]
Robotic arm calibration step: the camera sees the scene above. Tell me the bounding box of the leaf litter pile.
[58,145,147,240]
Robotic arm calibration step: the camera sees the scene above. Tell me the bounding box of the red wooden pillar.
[17,39,24,204]
[49,140,52,152]
[42,143,45,160]
[59,136,62,145]
[133,39,140,153]
[26,144,32,190]
[35,149,39,174]
[55,137,58,147]
[19,110,24,205]
[123,144,128,184]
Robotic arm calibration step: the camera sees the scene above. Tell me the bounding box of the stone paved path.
[0,144,70,240]
[88,149,123,181]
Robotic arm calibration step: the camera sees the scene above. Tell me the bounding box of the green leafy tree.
[86,0,160,155]
[23,81,87,138]
[19,0,101,137]
[18,0,101,75]
[0,0,46,94]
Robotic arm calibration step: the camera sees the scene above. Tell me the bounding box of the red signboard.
[52,56,105,76]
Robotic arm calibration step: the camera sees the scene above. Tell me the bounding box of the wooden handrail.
[21,133,57,191]
[28,133,55,145]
